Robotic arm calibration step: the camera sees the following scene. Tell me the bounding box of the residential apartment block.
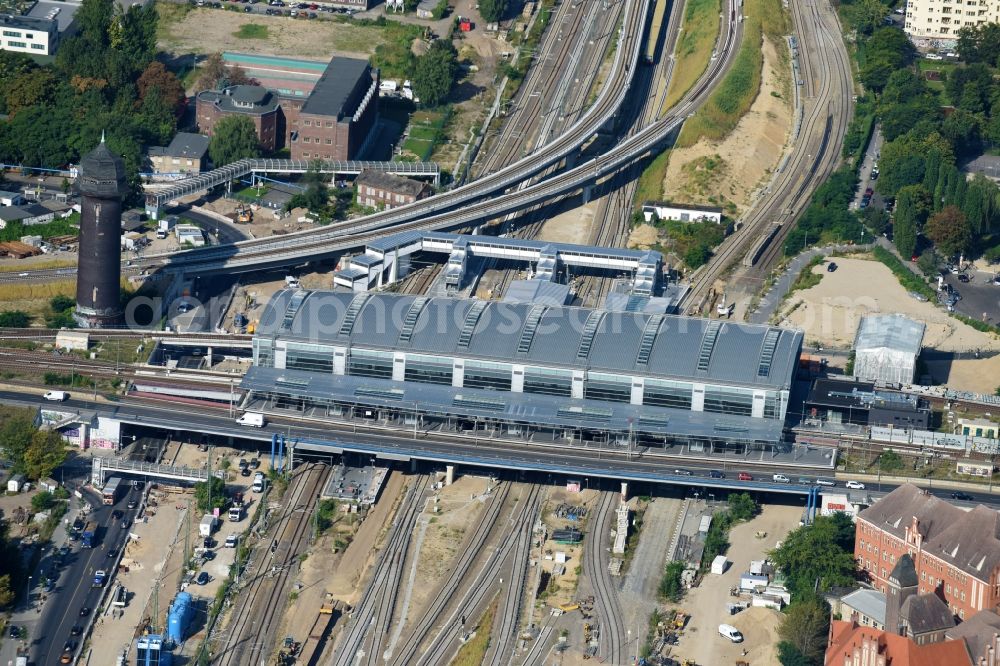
[855,484,1000,621]
[904,0,1000,45]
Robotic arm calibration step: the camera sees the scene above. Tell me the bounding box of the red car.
[738,472,753,481]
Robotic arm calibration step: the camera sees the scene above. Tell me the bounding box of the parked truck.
[82,520,98,548]
[199,514,218,537]
[93,569,107,587]
[228,505,243,522]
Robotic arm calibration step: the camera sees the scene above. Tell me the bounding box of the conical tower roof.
[78,136,127,199]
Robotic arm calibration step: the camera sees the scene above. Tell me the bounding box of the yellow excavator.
[235,203,253,224]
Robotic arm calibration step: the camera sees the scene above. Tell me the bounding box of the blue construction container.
[167,593,193,644]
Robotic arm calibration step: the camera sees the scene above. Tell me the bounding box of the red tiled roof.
[826,620,973,666]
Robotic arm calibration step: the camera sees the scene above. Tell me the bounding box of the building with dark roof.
[0,203,53,229]
[289,57,378,161]
[196,85,283,151]
[355,170,433,210]
[805,378,930,429]
[856,484,1000,621]
[240,291,802,449]
[946,609,1000,664]
[148,132,211,175]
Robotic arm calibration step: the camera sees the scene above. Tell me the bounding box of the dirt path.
[662,37,791,215]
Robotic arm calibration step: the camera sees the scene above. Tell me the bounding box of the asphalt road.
[27,492,138,666]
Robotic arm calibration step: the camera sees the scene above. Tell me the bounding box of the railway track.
[482,484,540,665]
[393,485,543,666]
[331,475,429,666]
[584,491,627,664]
[387,481,513,664]
[681,0,853,312]
[212,462,330,666]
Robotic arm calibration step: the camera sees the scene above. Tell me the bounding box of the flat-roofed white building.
[0,13,57,55]
[904,0,1000,46]
[641,201,724,224]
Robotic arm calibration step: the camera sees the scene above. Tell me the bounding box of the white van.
[719,624,744,642]
[43,391,68,401]
[236,412,265,427]
[772,474,790,483]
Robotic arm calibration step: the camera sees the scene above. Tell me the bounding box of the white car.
[845,480,866,490]
[925,53,943,61]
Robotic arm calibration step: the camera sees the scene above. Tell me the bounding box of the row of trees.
[772,512,858,666]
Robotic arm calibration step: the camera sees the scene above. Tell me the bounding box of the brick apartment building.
[194,57,378,161]
[855,484,1000,621]
[355,170,433,210]
[196,85,282,152]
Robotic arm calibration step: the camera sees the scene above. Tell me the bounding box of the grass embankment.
[634,150,671,204]
[676,0,789,146]
[0,280,76,308]
[0,259,76,273]
[662,0,722,112]
[450,599,498,666]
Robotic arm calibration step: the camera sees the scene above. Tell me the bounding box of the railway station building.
[240,291,803,452]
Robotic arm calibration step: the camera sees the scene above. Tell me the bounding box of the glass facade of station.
[253,338,790,420]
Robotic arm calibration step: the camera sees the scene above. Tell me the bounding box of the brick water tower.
[74,137,127,328]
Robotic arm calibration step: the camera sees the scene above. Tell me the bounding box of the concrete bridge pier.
[621,482,629,502]
[582,185,591,204]
[445,465,456,486]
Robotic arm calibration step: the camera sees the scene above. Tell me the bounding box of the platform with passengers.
[144,158,440,218]
[333,230,665,295]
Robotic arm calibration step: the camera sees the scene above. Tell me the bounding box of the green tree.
[0,311,30,327]
[137,61,187,118]
[844,0,888,35]
[916,249,939,277]
[50,295,75,313]
[658,561,686,602]
[879,449,904,472]
[412,39,459,108]
[893,184,931,260]
[5,69,59,117]
[31,491,56,513]
[23,430,67,480]
[956,23,1000,65]
[479,0,505,22]
[925,205,972,258]
[778,641,814,666]
[778,596,830,665]
[195,52,257,92]
[727,492,758,522]
[302,160,329,210]
[0,574,14,609]
[193,476,227,513]
[208,115,260,167]
[771,513,857,598]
